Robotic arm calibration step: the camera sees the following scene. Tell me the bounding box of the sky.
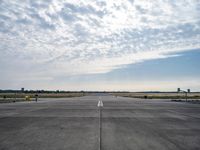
[0,0,200,91]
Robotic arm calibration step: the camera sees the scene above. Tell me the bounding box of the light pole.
[177,88,190,102]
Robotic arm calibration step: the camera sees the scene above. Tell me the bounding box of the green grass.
[0,92,86,103]
[111,92,200,99]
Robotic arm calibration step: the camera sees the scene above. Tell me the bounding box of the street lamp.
[177,88,190,102]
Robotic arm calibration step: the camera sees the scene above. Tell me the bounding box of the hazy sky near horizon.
[0,0,200,91]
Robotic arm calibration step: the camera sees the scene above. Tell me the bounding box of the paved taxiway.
[0,95,200,150]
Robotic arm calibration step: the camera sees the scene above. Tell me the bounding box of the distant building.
[21,88,24,92]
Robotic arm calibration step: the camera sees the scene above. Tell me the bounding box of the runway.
[0,95,200,150]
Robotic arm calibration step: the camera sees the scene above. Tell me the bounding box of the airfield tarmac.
[0,94,200,150]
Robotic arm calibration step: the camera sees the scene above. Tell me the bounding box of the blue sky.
[0,0,200,91]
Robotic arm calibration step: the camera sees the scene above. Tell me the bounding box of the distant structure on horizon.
[21,88,24,92]
[177,88,191,93]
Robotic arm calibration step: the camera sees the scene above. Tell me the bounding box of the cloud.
[0,0,200,81]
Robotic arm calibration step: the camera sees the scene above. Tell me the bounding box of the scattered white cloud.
[0,0,200,89]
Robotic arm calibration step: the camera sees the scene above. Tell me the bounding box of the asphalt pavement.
[0,95,200,150]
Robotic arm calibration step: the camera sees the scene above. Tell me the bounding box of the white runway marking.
[97,99,103,150]
[97,100,103,107]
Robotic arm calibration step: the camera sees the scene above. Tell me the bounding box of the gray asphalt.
[0,95,200,150]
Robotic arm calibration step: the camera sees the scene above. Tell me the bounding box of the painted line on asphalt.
[97,100,103,107]
[97,100,103,150]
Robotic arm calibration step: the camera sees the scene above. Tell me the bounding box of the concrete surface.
[0,95,200,150]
